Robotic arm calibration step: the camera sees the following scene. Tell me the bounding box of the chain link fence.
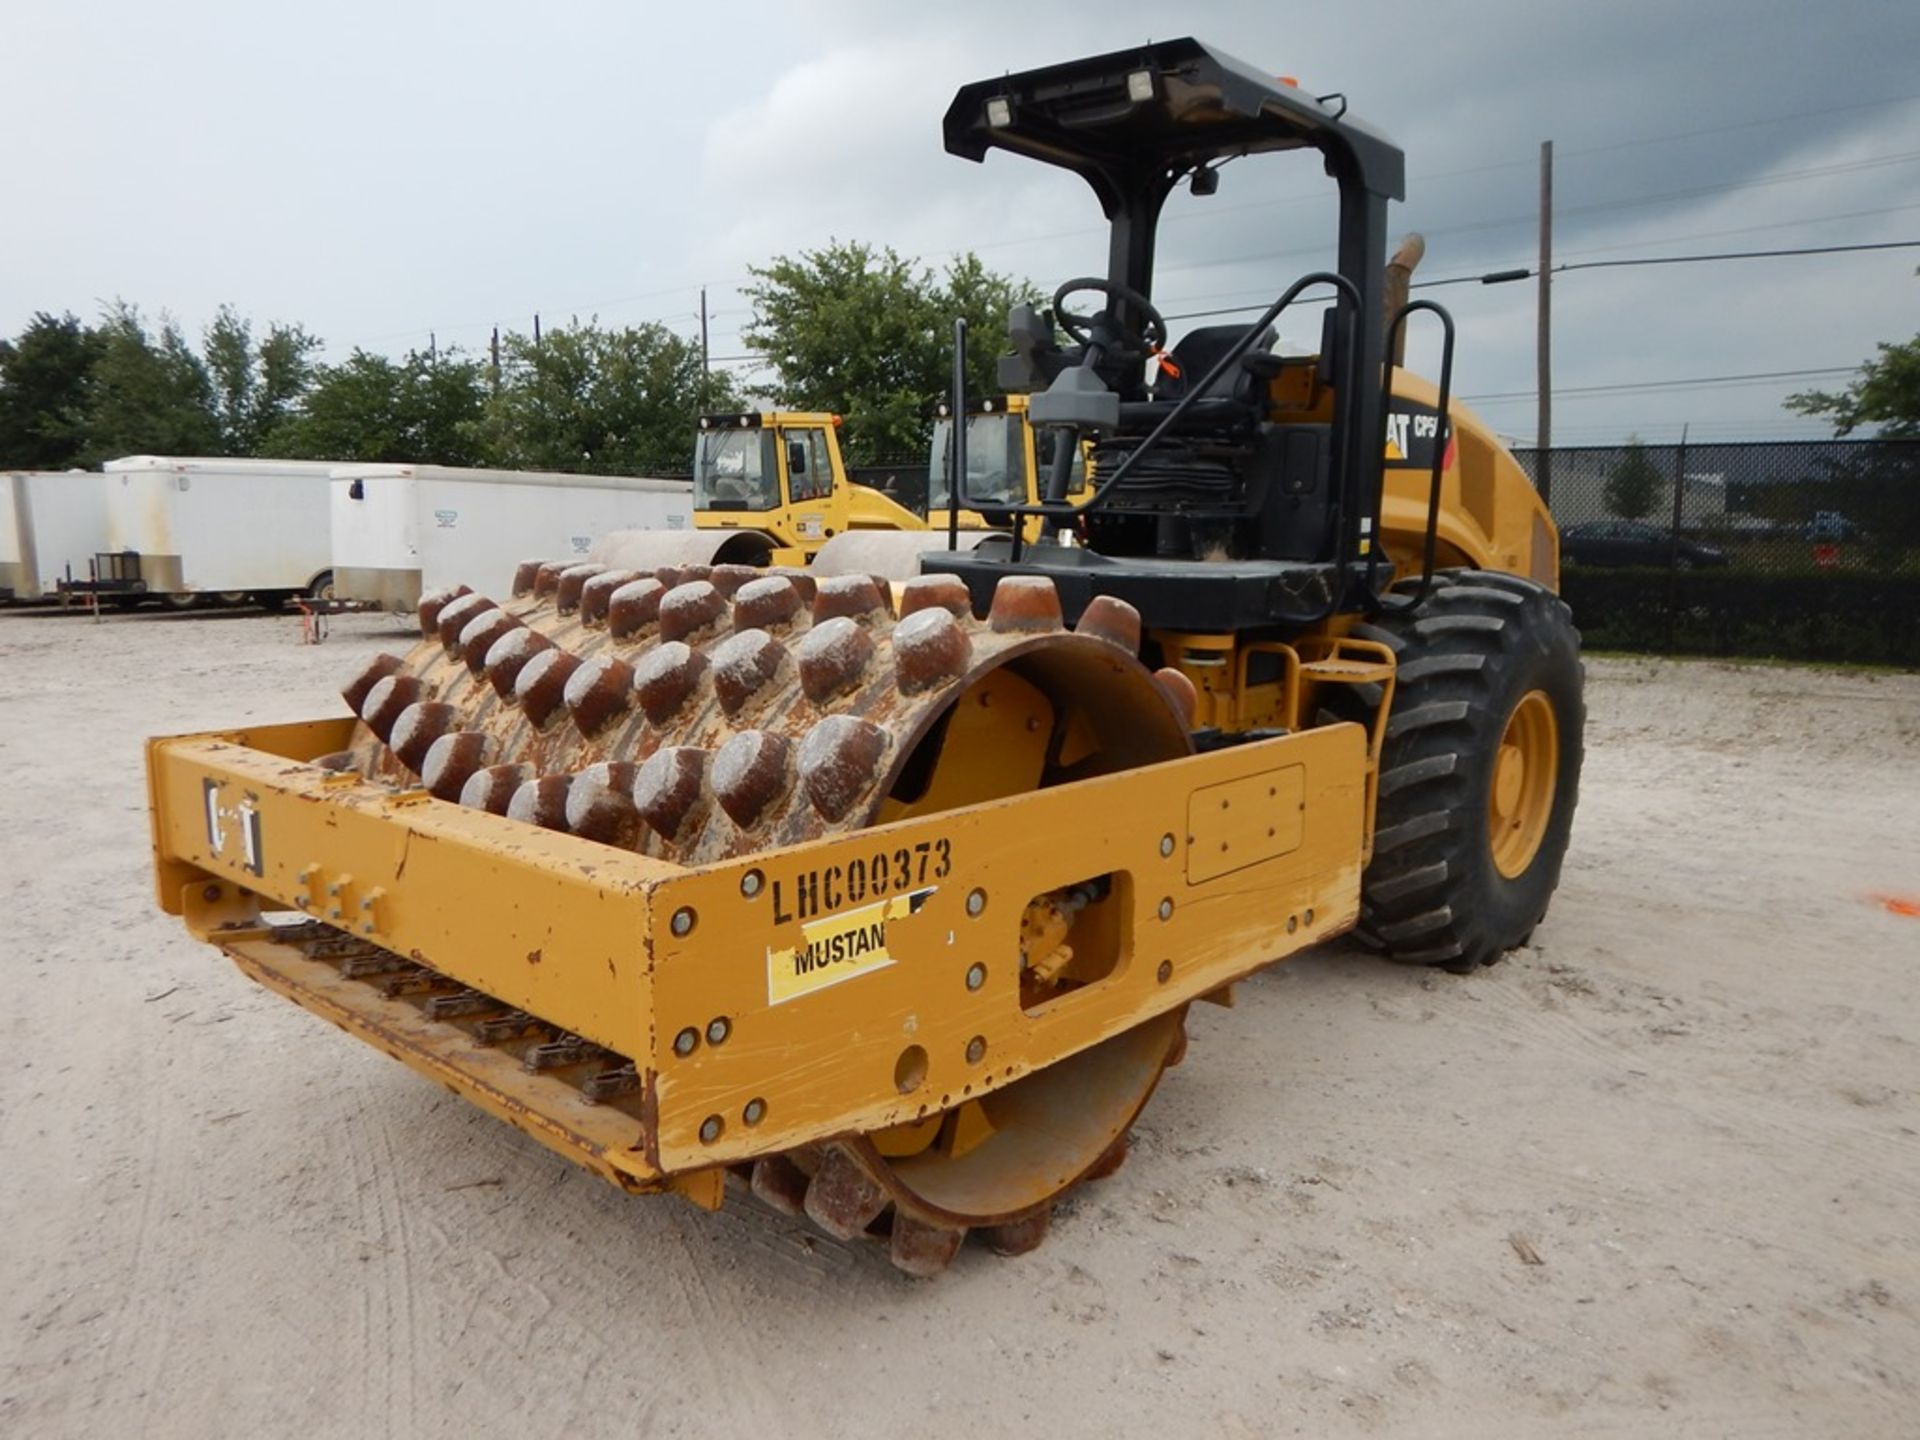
[667,432,1915,663]
[1512,439,1920,665]
[1514,439,1920,576]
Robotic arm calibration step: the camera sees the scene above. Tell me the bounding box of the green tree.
[743,241,1039,463]
[937,250,1042,391]
[78,303,219,463]
[0,312,104,469]
[1604,435,1662,520]
[267,347,489,465]
[1786,332,1920,438]
[472,318,736,475]
[203,305,319,455]
[1785,312,1920,560]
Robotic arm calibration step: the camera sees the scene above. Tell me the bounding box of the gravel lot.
[2,606,1916,1438]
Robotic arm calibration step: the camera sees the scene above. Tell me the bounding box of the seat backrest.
[1155,323,1276,402]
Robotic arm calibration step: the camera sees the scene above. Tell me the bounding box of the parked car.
[1560,520,1728,569]
[1805,510,1858,543]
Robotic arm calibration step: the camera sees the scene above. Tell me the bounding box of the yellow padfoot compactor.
[145,40,1584,1274]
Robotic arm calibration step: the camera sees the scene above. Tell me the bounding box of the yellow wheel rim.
[1488,689,1558,879]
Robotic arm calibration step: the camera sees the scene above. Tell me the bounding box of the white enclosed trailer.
[98,456,339,605]
[1,470,109,600]
[330,464,694,611]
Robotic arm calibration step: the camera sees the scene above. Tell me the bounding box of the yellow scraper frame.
[147,714,1369,1210]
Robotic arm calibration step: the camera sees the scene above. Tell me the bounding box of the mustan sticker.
[766,887,936,1006]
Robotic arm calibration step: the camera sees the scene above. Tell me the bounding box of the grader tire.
[1349,570,1584,972]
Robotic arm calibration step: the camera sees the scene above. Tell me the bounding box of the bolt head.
[1157,959,1173,984]
[698,1115,723,1144]
[673,1027,699,1056]
[670,907,696,938]
[1158,898,1174,922]
[1159,833,1175,857]
[965,962,987,992]
[743,1098,766,1126]
[706,1017,730,1046]
[965,1035,986,1064]
[740,869,764,899]
[965,889,986,917]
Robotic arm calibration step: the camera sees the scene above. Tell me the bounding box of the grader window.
[929,413,1025,507]
[695,428,779,512]
[783,428,834,503]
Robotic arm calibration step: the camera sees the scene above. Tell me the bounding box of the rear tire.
[1348,570,1584,971]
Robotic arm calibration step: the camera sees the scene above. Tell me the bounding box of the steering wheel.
[1051,277,1168,357]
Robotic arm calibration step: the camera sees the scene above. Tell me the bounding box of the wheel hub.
[1488,688,1558,879]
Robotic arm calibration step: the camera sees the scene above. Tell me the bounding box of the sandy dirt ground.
[1,605,1916,1439]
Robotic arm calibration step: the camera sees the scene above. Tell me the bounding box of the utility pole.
[429,331,437,364]
[534,313,542,347]
[490,327,501,391]
[699,287,710,380]
[1536,139,1553,505]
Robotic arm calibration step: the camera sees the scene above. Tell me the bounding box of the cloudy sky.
[6,0,1918,444]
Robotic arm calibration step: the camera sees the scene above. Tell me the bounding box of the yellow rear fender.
[1383,368,1559,590]
[845,483,929,532]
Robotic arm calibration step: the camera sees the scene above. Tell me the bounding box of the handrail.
[1371,300,1456,612]
[999,271,1364,562]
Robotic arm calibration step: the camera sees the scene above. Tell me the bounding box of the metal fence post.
[1664,424,1689,650]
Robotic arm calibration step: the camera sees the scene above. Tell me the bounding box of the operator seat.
[1151,323,1276,405]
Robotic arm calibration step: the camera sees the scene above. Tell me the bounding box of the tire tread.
[1347,569,1585,969]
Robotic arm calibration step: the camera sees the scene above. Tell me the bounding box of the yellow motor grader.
[596,405,1048,579]
[144,39,1581,1275]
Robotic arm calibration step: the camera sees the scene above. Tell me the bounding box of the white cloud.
[4,1,1918,440]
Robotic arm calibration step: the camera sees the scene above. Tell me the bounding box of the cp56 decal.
[1383,401,1452,470]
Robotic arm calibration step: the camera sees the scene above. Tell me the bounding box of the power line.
[1154,203,1920,313]
[1419,237,1920,288]
[1547,202,1920,261]
[1161,238,1920,321]
[1463,365,1858,404]
[1145,149,1920,287]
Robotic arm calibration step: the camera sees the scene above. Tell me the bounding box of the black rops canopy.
[942,36,1405,219]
